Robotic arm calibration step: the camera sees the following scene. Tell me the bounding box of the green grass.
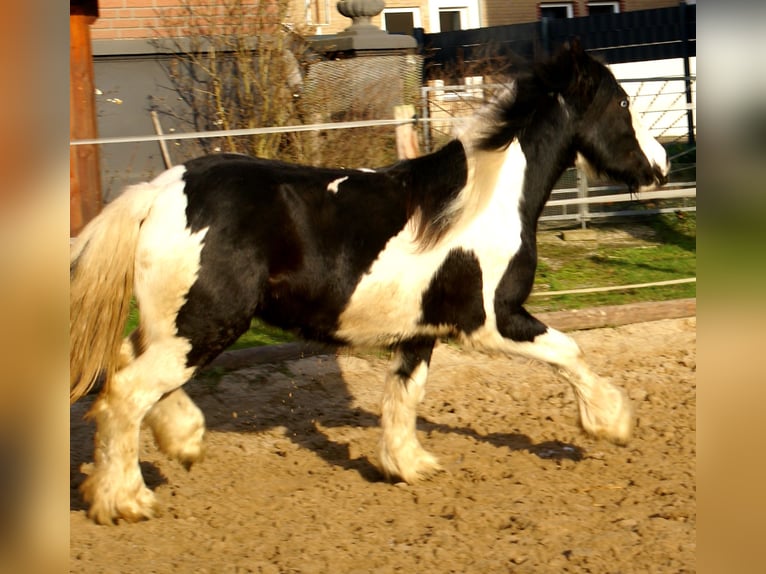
[227,318,296,349]
[124,212,695,350]
[529,212,696,312]
[124,309,294,348]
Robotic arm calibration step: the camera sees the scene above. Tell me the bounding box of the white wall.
[608,58,697,142]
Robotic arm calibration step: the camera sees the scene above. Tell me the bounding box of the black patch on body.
[175,148,469,368]
[420,248,485,335]
[389,140,468,247]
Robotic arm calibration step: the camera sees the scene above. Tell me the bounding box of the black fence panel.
[420,4,695,72]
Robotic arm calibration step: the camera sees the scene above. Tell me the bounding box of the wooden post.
[150,111,174,169]
[70,0,102,236]
[576,166,589,230]
[394,104,419,160]
[679,1,695,146]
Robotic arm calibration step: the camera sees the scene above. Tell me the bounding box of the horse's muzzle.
[652,161,670,187]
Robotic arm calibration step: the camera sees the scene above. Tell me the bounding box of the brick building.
[90,0,689,42]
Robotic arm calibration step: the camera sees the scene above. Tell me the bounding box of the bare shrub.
[151,0,314,162]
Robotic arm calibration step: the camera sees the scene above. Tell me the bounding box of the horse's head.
[541,40,670,191]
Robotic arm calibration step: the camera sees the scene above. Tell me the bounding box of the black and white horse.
[70,41,668,524]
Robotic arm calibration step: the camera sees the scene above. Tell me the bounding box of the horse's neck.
[458,125,574,241]
[514,110,576,232]
[462,141,526,222]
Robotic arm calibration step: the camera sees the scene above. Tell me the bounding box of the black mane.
[474,42,607,152]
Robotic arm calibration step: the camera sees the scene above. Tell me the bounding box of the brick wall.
[90,0,288,41]
[91,0,173,40]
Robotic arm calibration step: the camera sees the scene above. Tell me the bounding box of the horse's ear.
[568,37,584,57]
[542,37,591,94]
[537,40,580,92]
[560,37,588,74]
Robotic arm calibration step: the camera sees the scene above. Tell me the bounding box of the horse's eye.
[620,99,629,108]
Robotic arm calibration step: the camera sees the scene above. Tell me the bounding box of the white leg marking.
[378,359,442,482]
[144,388,206,469]
[467,326,633,444]
[327,176,348,194]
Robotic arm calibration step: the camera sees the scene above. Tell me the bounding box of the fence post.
[540,16,551,56]
[70,2,102,236]
[420,85,432,154]
[395,104,419,159]
[679,2,695,146]
[577,167,589,229]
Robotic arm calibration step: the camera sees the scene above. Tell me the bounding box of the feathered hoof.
[156,428,207,470]
[80,470,159,525]
[378,443,443,484]
[146,392,208,470]
[579,384,634,446]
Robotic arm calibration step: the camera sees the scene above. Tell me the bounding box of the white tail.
[69,181,164,403]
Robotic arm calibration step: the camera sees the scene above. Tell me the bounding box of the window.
[540,3,574,20]
[382,8,421,35]
[588,2,620,16]
[439,10,463,32]
[429,1,479,32]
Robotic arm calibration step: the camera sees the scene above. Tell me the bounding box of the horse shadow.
[69,347,585,512]
[195,346,586,470]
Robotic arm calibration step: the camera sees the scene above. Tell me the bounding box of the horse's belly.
[335,278,444,346]
[334,232,459,345]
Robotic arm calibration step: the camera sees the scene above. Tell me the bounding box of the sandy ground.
[70,316,696,573]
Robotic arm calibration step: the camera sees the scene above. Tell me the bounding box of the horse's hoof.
[379,446,443,484]
[579,384,634,445]
[81,473,159,525]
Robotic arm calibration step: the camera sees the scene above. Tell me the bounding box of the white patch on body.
[336,140,527,345]
[327,176,349,194]
[134,166,208,346]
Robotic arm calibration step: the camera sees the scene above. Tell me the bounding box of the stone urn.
[336,0,386,33]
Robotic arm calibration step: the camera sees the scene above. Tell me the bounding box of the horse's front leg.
[469,307,633,444]
[378,337,442,483]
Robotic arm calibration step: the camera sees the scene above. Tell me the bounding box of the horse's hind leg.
[470,309,633,444]
[118,332,206,468]
[378,337,442,483]
[80,339,195,524]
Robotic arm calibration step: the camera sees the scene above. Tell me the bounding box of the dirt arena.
[70,316,696,573]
